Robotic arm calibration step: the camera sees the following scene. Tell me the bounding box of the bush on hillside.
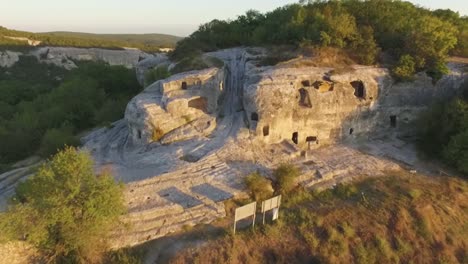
[244,172,274,201]
[273,164,300,195]
[0,147,125,263]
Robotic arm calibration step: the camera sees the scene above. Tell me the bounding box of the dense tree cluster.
[418,80,468,176]
[172,0,467,80]
[0,27,181,52]
[0,56,141,171]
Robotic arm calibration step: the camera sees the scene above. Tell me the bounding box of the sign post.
[261,195,282,225]
[233,201,257,234]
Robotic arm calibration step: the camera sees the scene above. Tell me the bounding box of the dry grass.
[170,172,468,264]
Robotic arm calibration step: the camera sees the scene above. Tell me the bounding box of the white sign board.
[261,195,281,224]
[233,202,257,234]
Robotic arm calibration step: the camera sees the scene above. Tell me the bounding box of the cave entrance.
[299,88,312,108]
[351,80,365,98]
[306,136,317,149]
[181,81,188,90]
[302,80,311,87]
[263,126,270,136]
[188,97,208,113]
[313,81,334,92]
[251,112,259,121]
[292,132,299,145]
[390,115,397,128]
[349,128,354,135]
[137,130,142,139]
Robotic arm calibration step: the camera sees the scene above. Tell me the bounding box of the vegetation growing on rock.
[172,0,466,81]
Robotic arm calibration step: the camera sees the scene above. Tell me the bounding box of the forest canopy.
[0,56,141,171]
[172,0,467,80]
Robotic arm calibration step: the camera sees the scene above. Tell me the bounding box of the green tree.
[38,125,79,157]
[443,130,468,175]
[0,147,125,263]
[393,54,416,81]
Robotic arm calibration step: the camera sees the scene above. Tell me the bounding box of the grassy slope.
[171,172,468,264]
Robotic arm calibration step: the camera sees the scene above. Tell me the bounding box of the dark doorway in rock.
[137,130,142,139]
[349,128,354,135]
[292,132,299,144]
[351,81,365,98]
[299,88,312,108]
[251,112,259,121]
[390,115,397,128]
[263,126,270,136]
[306,136,317,149]
[302,80,311,87]
[181,81,188,90]
[188,97,208,112]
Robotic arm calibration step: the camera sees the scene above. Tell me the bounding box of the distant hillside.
[0,26,182,52]
[43,31,183,49]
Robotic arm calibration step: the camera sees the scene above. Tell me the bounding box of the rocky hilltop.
[79,48,466,247]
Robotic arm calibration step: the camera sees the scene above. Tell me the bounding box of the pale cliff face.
[123,48,466,150]
[125,68,223,146]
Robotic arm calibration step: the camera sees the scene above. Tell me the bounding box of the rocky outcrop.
[243,63,465,149]
[30,47,153,69]
[79,48,466,248]
[135,53,170,86]
[0,50,21,68]
[125,68,224,146]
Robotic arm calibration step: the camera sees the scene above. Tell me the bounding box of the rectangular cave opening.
[351,80,365,98]
[302,80,311,87]
[292,132,299,145]
[263,125,270,137]
[137,130,142,139]
[390,115,397,128]
[251,112,259,121]
[349,128,354,135]
[299,88,312,108]
[188,97,208,113]
[181,81,188,90]
[306,136,318,149]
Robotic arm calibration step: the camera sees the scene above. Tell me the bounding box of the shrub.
[393,54,416,81]
[443,130,468,175]
[244,172,273,201]
[144,66,171,87]
[273,164,300,195]
[0,147,125,263]
[38,125,79,157]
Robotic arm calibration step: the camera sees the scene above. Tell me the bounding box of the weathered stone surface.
[244,63,465,148]
[0,50,21,68]
[125,68,223,146]
[135,53,170,86]
[27,47,153,69]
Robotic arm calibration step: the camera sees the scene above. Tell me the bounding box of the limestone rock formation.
[125,67,224,146]
[0,50,21,68]
[30,47,153,69]
[135,53,170,85]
